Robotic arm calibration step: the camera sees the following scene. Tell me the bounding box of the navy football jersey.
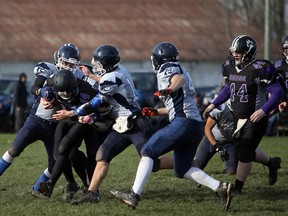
[222,59,276,118]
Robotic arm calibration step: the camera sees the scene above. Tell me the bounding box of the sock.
[264,158,272,167]
[33,168,51,191]
[0,151,14,176]
[184,166,220,191]
[234,179,244,191]
[132,156,153,195]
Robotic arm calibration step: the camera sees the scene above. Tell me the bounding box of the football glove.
[214,142,229,161]
[142,107,158,116]
[154,88,173,97]
[78,114,95,124]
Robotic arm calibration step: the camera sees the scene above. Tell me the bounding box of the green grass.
[0,134,287,216]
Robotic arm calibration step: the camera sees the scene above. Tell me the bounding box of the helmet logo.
[246,39,254,51]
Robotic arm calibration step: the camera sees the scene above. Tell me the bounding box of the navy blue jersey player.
[275,35,288,112]
[39,69,111,199]
[110,42,233,211]
[203,35,284,195]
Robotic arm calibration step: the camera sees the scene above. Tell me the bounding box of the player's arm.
[251,81,284,123]
[79,65,101,83]
[31,75,47,96]
[203,83,230,120]
[73,94,106,116]
[204,116,217,145]
[154,74,185,96]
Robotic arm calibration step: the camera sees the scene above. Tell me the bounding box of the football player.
[195,99,281,187]
[110,42,233,211]
[68,44,165,205]
[39,69,112,200]
[203,35,283,195]
[275,35,288,112]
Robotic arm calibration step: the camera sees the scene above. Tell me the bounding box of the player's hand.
[154,88,173,97]
[79,65,92,77]
[202,104,215,120]
[40,98,56,109]
[78,115,94,124]
[250,109,265,123]
[278,101,287,112]
[214,143,229,161]
[142,107,158,116]
[52,110,73,120]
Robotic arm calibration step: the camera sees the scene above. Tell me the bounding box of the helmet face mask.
[281,36,288,60]
[229,35,257,67]
[151,42,179,71]
[91,58,107,77]
[91,44,121,77]
[57,91,73,100]
[55,43,80,72]
[57,56,79,72]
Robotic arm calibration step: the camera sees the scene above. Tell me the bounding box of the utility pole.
[264,0,272,60]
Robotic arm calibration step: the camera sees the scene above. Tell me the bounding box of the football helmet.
[281,35,288,60]
[91,44,121,77]
[52,69,78,100]
[151,42,179,71]
[55,43,81,72]
[229,35,257,66]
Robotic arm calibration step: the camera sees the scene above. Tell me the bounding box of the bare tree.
[219,0,286,42]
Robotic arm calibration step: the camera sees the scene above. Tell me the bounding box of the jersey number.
[230,83,248,102]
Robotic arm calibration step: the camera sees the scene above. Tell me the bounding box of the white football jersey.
[156,62,202,122]
[98,65,140,118]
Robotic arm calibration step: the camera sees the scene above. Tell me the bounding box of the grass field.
[0,133,287,216]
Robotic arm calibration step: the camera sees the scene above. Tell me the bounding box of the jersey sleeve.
[99,73,118,96]
[255,60,277,87]
[33,62,54,78]
[209,106,223,121]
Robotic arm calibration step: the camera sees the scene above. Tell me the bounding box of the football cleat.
[70,191,100,205]
[268,157,281,185]
[39,181,54,197]
[110,190,140,208]
[62,182,80,201]
[215,182,233,211]
[231,187,243,197]
[30,188,49,199]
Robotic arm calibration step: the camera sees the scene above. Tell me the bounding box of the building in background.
[0,0,285,88]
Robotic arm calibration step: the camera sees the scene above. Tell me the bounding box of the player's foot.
[268,157,281,185]
[30,188,49,199]
[215,182,233,211]
[79,185,89,195]
[231,187,243,197]
[70,191,100,205]
[62,182,80,201]
[39,180,53,197]
[110,190,140,208]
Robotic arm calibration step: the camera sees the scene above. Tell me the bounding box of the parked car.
[0,77,34,132]
[130,70,168,133]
